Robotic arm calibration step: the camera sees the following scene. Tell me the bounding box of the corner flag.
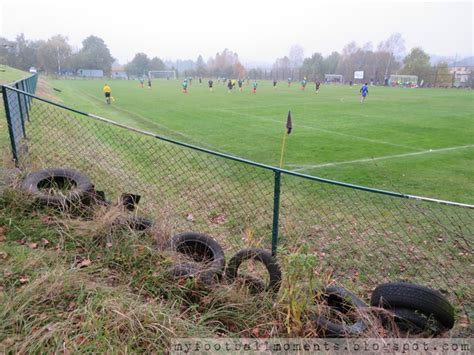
[286,111,292,135]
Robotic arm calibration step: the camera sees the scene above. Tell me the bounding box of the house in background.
[449,57,473,88]
[111,61,128,79]
[449,66,472,87]
[77,69,104,78]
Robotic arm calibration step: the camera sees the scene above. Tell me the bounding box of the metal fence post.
[1,87,19,165]
[19,81,30,122]
[15,83,26,137]
[271,170,282,256]
[24,80,31,115]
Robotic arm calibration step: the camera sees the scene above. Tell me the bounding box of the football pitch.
[48,79,474,204]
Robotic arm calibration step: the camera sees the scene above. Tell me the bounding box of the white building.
[77,69,104,78]
[111,62,128,80]
[449,66,472,87]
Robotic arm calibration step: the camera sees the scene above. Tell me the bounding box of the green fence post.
[15,83,26,137]
[24,80,31,116]
[20,81,30,122]
[271,170,282,256]
[2,87,19,165]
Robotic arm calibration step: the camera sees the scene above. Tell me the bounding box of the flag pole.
[279,130,287,168]
[279,110,292,169]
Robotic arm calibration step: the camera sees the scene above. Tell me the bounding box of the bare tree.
[289,45,304,69]
[272,56,291,79]
[37,35,71,74]
[377,33,405,79]
[378,33,405,58]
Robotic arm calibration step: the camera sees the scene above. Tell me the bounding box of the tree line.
[0,34,114,76]
[0,33,465,86]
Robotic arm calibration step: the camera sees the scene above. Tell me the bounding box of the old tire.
[370,282,455,329]
[127,216,154,231]
[236,274,266,294]
[170,263,198,278]
[21,168,94,206]
[311,286,368,337]
[390,308,445,335]
[169,232,225,279]
[170,263,217,286]
[225,248,281,293]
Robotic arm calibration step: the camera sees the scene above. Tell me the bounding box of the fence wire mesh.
[2,81,473,313]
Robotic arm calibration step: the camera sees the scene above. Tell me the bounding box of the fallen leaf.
[252,327,260,337]
[41,216,56,225]
[0,235,6,242]
[19,277,29,284]
[28,242,38,249]
[76,259,91,268]
[41,238,50,246]
[0,252,7,259]
[200,296,213,305]
[186,213,194,222]
[74,335,87,345]
[210,214,226,225]
[106,242,113,248]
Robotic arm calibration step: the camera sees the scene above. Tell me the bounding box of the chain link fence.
[1,78,473,313]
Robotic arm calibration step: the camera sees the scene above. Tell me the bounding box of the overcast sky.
[1,0,472,64]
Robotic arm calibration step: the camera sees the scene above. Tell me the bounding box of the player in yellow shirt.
[103,84,112,104]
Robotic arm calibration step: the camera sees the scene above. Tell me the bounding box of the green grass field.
[48,78,474,204]
[0,66,29,85]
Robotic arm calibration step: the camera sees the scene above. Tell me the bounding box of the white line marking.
[289,145,474,171]
[216,108,421,151]
[77,89,223,151]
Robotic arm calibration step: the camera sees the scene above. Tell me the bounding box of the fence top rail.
[2,83,473,209]
[7,73,37,87]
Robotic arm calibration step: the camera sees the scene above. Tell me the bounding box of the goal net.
[389,75,418,87]
[324,74,343,83]
[148,70,176,80]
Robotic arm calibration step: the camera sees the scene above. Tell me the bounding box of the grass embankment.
[0,184,469,352]
[0,183,376,352]
[0,66,29,85]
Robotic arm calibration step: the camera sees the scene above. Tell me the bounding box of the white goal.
[148,70,176,80]
[324,74,343,83]
[389,75,418,87]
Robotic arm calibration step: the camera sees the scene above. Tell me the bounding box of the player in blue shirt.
[360,83,369,103]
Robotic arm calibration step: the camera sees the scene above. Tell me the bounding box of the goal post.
[148,70,176,80]
[389,75,418,87]
[324,74,343,83]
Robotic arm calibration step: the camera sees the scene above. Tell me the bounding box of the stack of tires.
[311,283,455,337]
[20,168,154,231]
[168,232,282,293]
[371,282,454,335]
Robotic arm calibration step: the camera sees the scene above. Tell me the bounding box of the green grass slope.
[0,66,29,85]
